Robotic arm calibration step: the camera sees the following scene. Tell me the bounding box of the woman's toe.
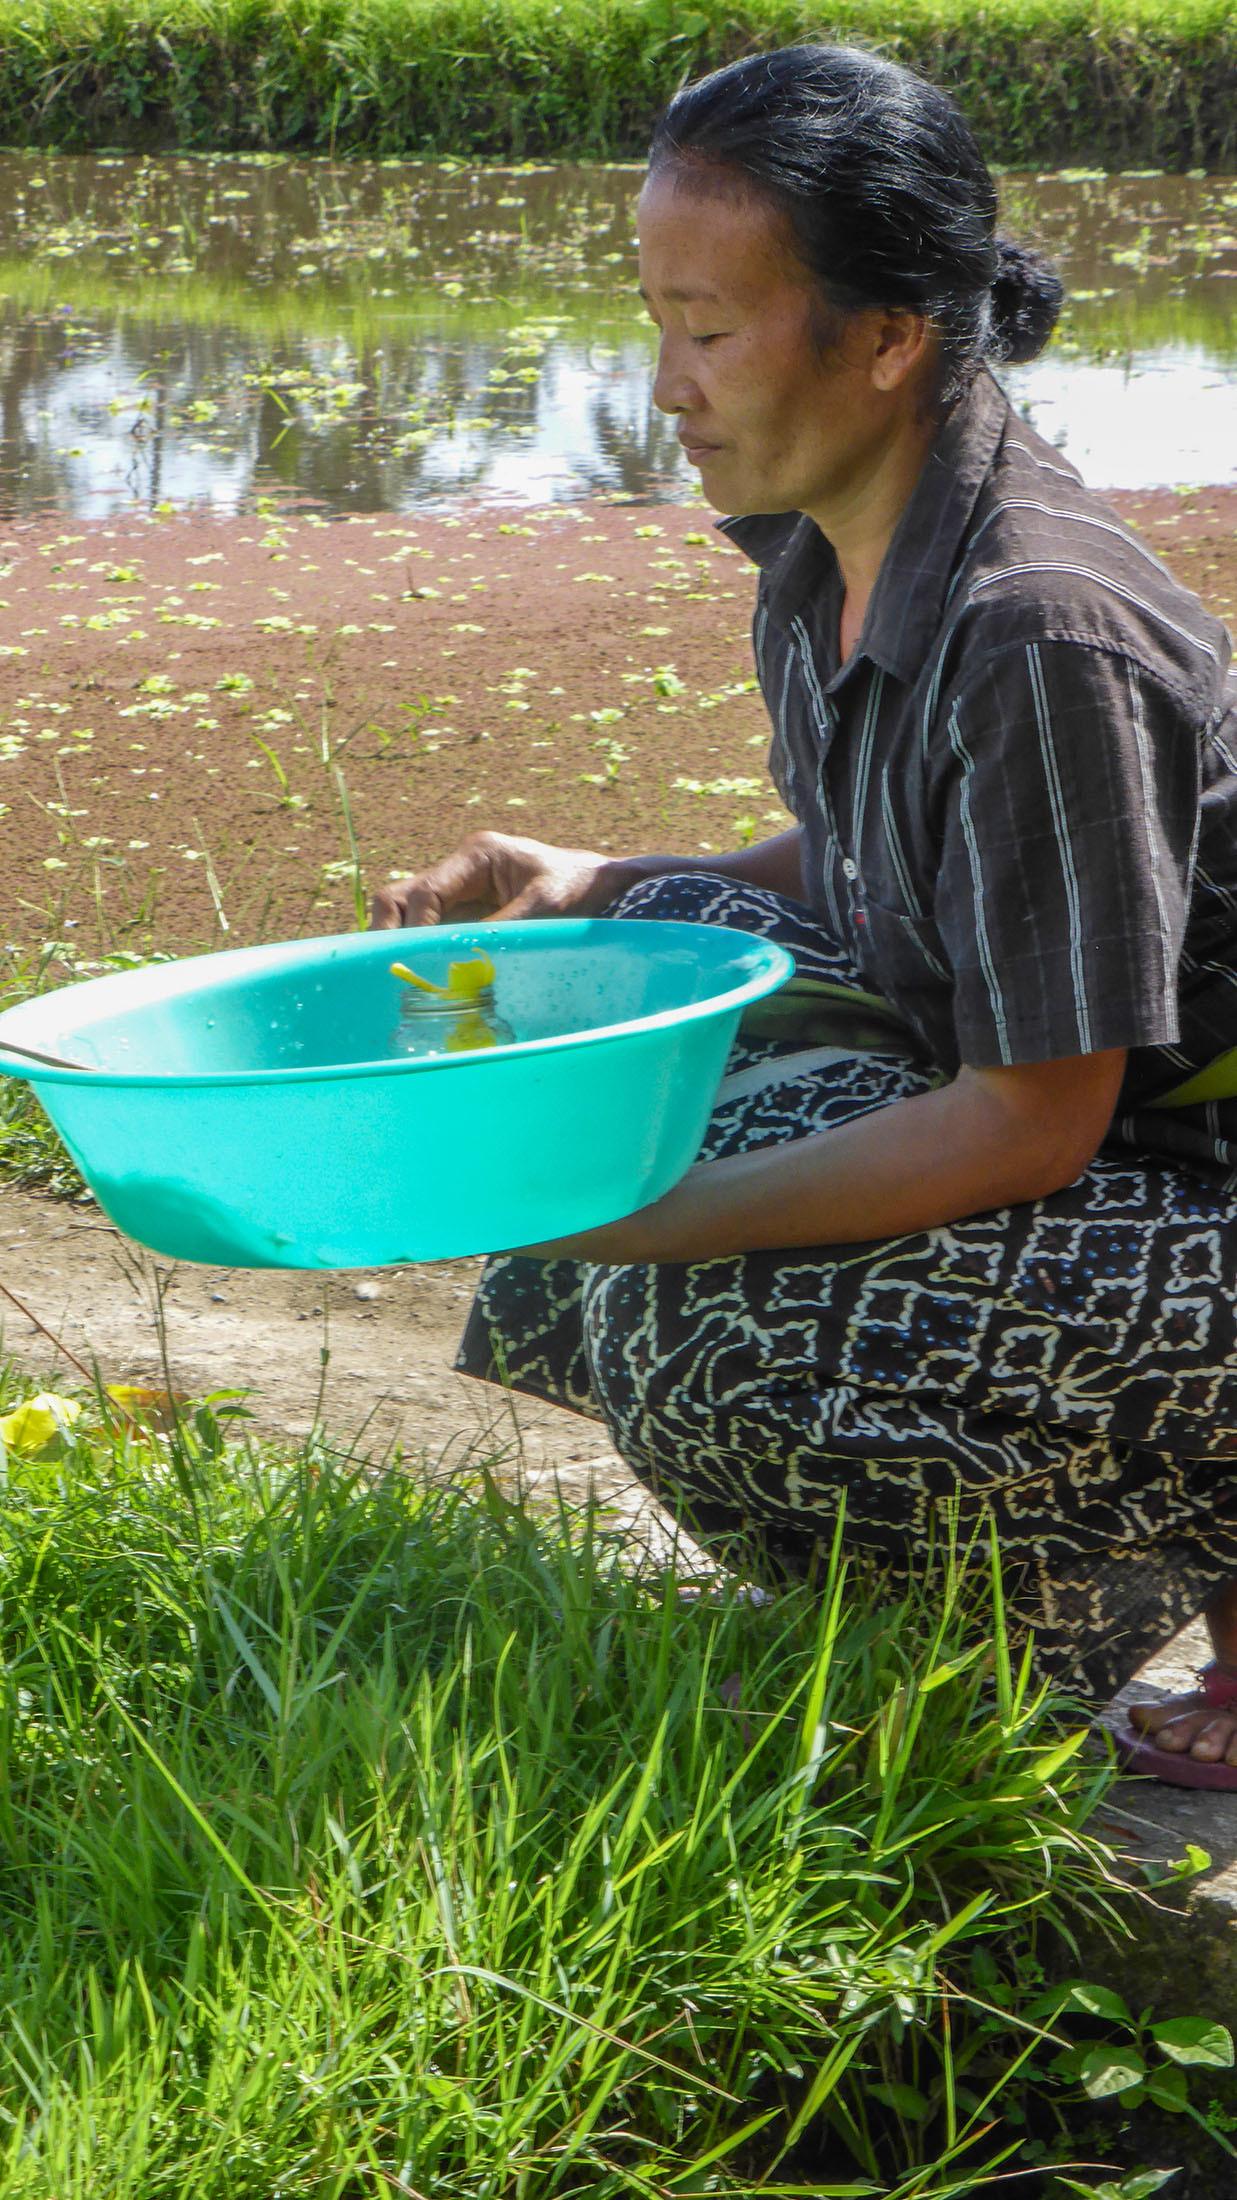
[1129,1692,1196,1737]
[1188,1716,1232,1761]
[1155,1714,1202,1753]
[1123,1695,1237,1765]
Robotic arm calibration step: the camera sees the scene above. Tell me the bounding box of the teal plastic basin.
[0,920,792,1268]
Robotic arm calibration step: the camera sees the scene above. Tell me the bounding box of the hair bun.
[990,236,1063,364]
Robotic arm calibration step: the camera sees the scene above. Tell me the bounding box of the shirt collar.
[719,369,1010,684]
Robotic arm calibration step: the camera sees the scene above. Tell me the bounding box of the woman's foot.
[1120,1581,1237,1787]
[1127,1672,1237,1767]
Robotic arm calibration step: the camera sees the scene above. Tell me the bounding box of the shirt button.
[841,857,858,881]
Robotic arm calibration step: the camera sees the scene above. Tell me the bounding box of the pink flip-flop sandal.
[1114,1661,1237,1791]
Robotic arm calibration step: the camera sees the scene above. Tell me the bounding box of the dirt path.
[0,1180,645,1498]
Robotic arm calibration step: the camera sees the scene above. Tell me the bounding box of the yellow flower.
[391,952,504,1049]
[0,1392,83,1457]
[445,954,496,1000]
[390,952,496,1001]
[106,1383,186,1429]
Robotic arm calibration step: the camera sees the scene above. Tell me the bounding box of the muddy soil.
[0,499,788,961]
[2,485,1230,968]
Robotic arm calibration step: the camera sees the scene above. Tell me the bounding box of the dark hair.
[649,45,1063,403]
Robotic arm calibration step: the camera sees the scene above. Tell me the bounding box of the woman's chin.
[688,452,748,509]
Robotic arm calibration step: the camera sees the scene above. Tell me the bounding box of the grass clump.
[0,940,177,1196]
[0,1073,79,1194]
[0,950,86,1196]
[0,1365,1142,2194]
[0,0,1232,168]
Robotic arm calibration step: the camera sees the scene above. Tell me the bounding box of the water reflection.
[1005,350,1235,487]
[0,155,1232,518]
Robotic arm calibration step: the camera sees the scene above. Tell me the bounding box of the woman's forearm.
[652,1077,1077,1258]
[525,1048,1127,1264]
[608,827,805,904]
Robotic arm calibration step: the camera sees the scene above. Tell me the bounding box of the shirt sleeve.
[932,640,1201,1068]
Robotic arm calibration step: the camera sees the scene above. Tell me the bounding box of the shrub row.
[0,0,1233,169]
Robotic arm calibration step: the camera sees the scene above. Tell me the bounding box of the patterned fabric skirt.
[456,872,1237,1701]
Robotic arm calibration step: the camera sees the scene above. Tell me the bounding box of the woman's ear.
[868,309,932,393]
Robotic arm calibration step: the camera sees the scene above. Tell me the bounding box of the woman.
[372,46,1237,1784]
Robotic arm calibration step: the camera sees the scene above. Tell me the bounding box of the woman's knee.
[580,1257,823,1483]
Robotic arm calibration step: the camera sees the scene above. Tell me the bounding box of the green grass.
[0,0,1232,168]
[0,942,175,1197]
[0,950,86,1196]
[0,1081,77,1193]
[0,1364,1145,2195]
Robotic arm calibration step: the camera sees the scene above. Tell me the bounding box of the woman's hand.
[369,831,635,930]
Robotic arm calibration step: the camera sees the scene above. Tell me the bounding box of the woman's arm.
[371,826,804,928]
[609,826,806,903]
[524,1046,1128,1262]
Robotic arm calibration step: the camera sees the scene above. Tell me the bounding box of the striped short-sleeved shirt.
[722,370,1237,1179]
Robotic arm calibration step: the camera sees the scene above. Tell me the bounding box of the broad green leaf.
[1079,2044,1146,2098]
[1141,1842,1213,1887]
[1150,2016,1234,2067]
[1145,2063,1190,2111]
[1050,1980,1134,2025]
[1049,2044,1088,2081]
[867,2080,929,2121]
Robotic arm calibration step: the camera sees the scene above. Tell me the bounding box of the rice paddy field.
[0,155,1231,1005]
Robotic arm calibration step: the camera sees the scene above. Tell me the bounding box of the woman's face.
[637,165,917,520]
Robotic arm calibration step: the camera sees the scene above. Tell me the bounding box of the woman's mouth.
[678,434,722,465]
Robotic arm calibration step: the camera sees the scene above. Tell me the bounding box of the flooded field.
[0,155,1233,518]
[0,154,1232,975]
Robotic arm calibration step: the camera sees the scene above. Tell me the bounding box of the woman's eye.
[690,331,724,347]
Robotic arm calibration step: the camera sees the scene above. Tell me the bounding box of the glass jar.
[391,986,515,1060]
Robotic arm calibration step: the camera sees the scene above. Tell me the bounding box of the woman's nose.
[651,332,698,416]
